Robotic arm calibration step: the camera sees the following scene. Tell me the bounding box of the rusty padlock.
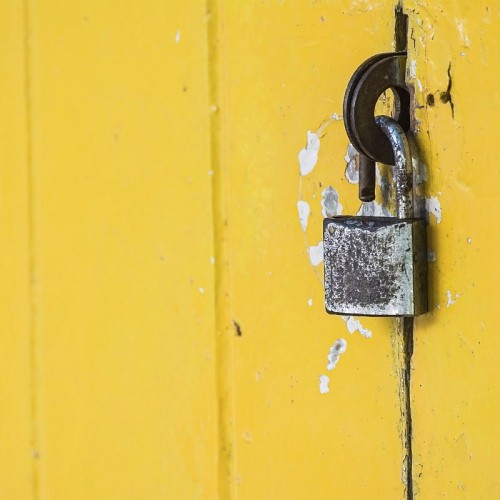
[323,116,427,317]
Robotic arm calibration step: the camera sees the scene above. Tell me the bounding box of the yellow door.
[0,1,498,499]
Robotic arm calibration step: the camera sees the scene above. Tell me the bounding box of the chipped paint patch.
[425,196,442,223]
[344,143,359,184]
[356,201,391,217]
[427,251,437,262]
[298,131,320,176]
[308,241,324,267]
[446,290,460,307]
[319,375,330,394]
[327,338,347,370]
[409,59,417,79]
[321,186,343,218]
[297,200,311,231]
[344,316,372,338]
[413,157,428,186]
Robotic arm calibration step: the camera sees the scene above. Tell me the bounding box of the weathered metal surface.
[324,216,427,316]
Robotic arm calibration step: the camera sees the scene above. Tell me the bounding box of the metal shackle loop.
[375,115,413,220]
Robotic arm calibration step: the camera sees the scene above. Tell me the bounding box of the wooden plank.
[214,2,408,498]
[28,2,218,497]
[0,2,33,498]
[407,1,500,496]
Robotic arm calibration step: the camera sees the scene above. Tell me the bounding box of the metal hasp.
[343,52,411,201]
[324,117,428,317]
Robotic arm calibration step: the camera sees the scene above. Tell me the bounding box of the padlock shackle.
[375,116,413,219]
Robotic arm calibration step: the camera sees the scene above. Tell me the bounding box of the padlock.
[323,115,427,317]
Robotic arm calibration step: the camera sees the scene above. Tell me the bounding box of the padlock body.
[324,216,427,316]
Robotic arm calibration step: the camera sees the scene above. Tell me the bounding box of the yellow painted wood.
[214,2,409,498]
[0,2,33,498]
[406,1,500,497]
[2,1,497,498]
[27,1,218,498]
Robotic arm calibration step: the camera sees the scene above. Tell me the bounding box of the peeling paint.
[327,338,347,370]
[343,316,372,338]
[425,196,442,223]
[308,241,324,267]
[299,131,320,176]
[297,200,311,231]
[321,186,343,218]
[319,375,330,394]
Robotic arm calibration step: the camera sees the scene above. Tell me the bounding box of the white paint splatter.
[298,131,320,176]
[307,298,313,306]
[409,59,417,79]
[344,316,372,338]
[467,237,472,244]
[327,338,347,370]
[199,287,205,294]
[175,30,181,43]
[446,290,460,307]
[427,251,437,262]
[416,79,423,92]
[308,241,324,267]
[331,112,343,121]
[297,200,311,231]
[321,187,343,218]
[425,196,442,223]
[319,375,330,394]
[210,256,215,264]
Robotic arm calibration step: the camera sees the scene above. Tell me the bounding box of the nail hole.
[426,94,435,107]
